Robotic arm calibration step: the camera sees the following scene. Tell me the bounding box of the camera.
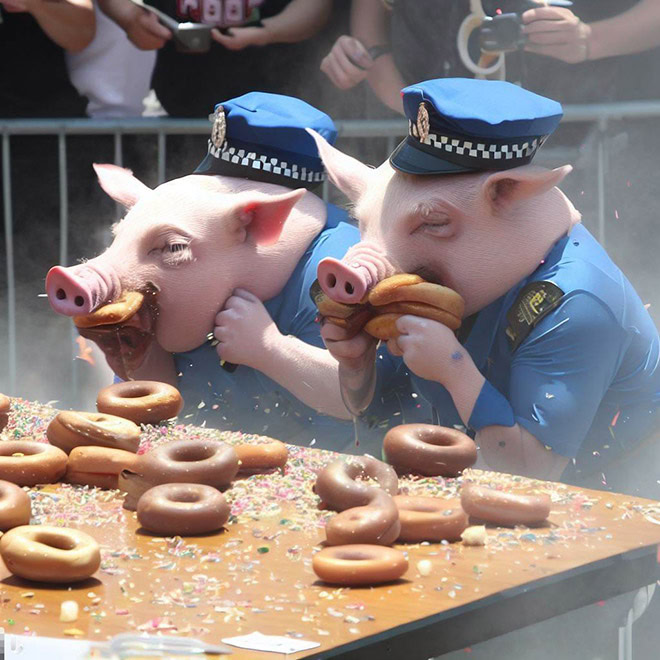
[478,0,573,53]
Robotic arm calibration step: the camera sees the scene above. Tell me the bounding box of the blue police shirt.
[394,224,660,473]
[173,203,428,454]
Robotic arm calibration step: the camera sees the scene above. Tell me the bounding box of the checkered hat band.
[208,141,326,184]
[409,122,548,168]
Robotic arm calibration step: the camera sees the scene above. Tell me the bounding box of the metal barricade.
[3,100,660,398]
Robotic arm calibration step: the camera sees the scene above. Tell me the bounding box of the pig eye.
[168,244,187,253]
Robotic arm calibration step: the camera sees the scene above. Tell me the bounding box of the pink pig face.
[46,165,306,352]
[311,133,581,316]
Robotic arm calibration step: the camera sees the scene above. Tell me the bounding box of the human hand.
[522,6,591,63]
[211,25,269,50]
[126,9,172,50]
[320,35,373,90]
[388,315,465,386]
[213,289,281,370]
[320,321,378,374]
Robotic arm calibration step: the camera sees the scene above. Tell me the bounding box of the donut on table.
[0,441,68,486]
[0,393,10,432]
[47,410,141,454]
[96,380,183,425]
[0,479,31,531]
[235,440,288,475]
[325,489,400,546]
[120,439,239,510]
[313,544,408,586]
[460,483,551,527]
[137,483,230,536]
[394,496,469,543]
[315,455,398,512]
[0,525,101,583]
[66,446,141,490]
[383,424,477,477]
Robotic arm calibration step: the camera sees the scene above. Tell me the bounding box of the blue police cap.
[390,78,563,175]
[195,92,337,189]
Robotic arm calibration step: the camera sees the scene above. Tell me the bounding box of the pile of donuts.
[312,273,465,340]
[312,423,552,586]
[0,381,289,584]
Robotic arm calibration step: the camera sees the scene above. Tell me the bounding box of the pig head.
[311,133,581,316]
[46,165,318,355]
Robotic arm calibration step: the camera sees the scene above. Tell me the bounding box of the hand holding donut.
[312,274,465,343]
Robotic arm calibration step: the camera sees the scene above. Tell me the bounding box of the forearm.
[366,55,405,114]
[442,353,566,481]
[257,335,353,420]
[28,0,94,52]
[98,0,136,31]
[261,0,330,44]
[588,0,660,60]
[350,0,405,113]
[476,424,568,481]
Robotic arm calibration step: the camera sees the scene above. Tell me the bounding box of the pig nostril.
[345,282,354,295]
[74,296,85,307]
[56,289,66,300]
[326,274,337,289]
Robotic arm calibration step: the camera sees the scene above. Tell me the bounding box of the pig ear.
[93,163,152,209]
[306,129,372,204]
[233,188,306,246]
[482,165,573,211]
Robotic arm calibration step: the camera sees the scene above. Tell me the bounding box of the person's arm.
[522,0,660,64]
[212,289,353,419]
[212,0,330,50]
[352,0,404,113]
[98,0,171,50]
[19,0,95,52]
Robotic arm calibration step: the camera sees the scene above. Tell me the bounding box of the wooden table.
[2,399,660,659]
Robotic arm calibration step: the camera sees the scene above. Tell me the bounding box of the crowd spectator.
[98,0,333,118]
[0,0,94,118]
[321,0,660,113]
[66,4,156,118]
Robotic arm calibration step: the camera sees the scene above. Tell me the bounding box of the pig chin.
[154,311,214,353]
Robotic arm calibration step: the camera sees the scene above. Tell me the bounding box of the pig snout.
[317,244,394,304]
[46,264,120,316]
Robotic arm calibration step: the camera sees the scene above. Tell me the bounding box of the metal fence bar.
[3,100,660,135]
[157,131,166,184]
[2,133,16,394]
[58,132,68,267]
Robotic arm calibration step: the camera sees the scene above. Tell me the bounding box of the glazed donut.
[313,544,408,586]
[0,441,68,486]
[120,439,239,510]
[394,496,468,543]
[0,525,101,583]
[137,483,230,536]
[315,455,398,511]
[66,446,141,490]
[460,483,551,527]
[235,440,288,474]
[325,489,400,546]
[73,290,144,328]
[0,480,31,531]
[0,393,10,433]
[383,424,477,477]
[364,303,461,340]
[47,410,141,454]
[97,380,184,425]
[368,279,464,319]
